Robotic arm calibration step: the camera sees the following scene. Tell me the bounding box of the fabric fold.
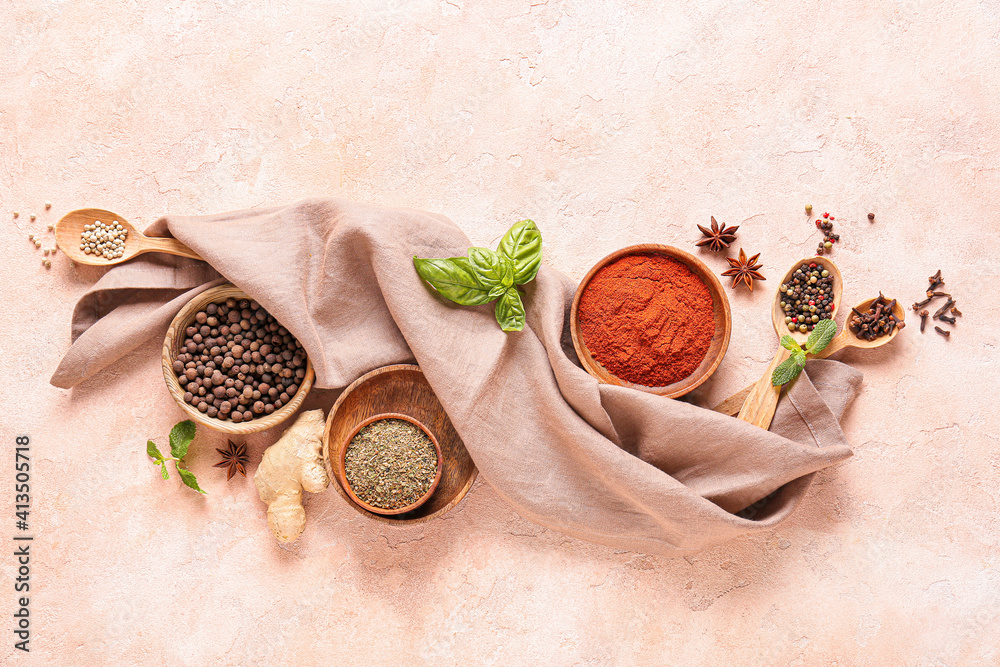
[51,197,861,556]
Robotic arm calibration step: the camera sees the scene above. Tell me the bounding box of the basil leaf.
[468,247,514,290]
[495,288,526,332]
[771,356,804,386]
[413,256,494,306]
[488,284,508,300]
[780,335,801,353]
[176,466,207,495]
[805,319,838,354]
[168,420,196,459]
[147,440,165,463]
[497,220,542,285]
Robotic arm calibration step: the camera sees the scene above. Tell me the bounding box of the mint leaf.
[805,319,838,354]
[414,256,494,306]
[468,247,514,290]
[147,440,165,463]
[497,220,542,285]
[176,466,206,494]
[780,336,802,353]
[793,349,807,367]
[772,356,804,386]
[160,464,170,480]
[169,420,196,459]
[495,288,526,332]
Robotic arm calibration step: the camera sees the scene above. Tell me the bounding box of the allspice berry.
[173,300,308,423]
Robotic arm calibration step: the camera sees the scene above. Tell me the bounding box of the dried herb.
[344,419,438,510]
[771,319,838,387]
[145,420,206,494]
[721,248,766,291]
[414,220,542,332]
[695,216,739,252]
[214,440,249,480]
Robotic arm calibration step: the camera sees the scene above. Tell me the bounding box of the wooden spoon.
[55,208,202,266]
[735,256,843,429]
[714,295,905,416]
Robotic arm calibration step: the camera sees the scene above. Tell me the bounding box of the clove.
[919,310,929,332]
[933,298,955,320]
[912,296,933,311]
[938,314,956,325]
[951,306,962,317]
[926,291,951,298]
[934,326,950,338]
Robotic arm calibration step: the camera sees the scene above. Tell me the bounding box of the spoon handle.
[715,331,857,416]
[140,236,203,261]
[736,346,788,429]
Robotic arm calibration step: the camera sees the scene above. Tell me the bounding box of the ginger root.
[254,409,330,543]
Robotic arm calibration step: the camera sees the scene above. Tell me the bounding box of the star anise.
[722,248,766,291]
[214,440,249,480]
[696,216,740,252]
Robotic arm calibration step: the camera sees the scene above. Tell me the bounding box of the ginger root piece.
[254,409,330,543]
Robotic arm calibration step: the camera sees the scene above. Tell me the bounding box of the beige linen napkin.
[51,198,860,556]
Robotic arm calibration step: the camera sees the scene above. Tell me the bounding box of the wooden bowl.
[162,284,315,434]
[338,413,443,515]
[323,364,477,524]
[570,244,732,398]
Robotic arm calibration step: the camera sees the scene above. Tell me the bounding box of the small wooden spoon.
[55,208,202,266]
[736,256,843,429]
[714,295,905,416]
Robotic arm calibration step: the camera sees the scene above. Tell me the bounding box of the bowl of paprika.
[570,244,731,398]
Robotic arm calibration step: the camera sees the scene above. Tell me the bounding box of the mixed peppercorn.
[780,262,835,333]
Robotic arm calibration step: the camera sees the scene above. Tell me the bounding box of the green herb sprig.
[414,220,542,332]
[146,420,206,494]
[771,319,837,386]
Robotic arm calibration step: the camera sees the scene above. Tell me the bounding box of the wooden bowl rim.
[322,363,478,525]
[161,283,315,434]
[569,243,732,398]
[338,412,443,516]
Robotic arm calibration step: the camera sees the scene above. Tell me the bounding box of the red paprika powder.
[578,253,715,387]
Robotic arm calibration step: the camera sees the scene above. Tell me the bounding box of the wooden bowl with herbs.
[162,284,315,435]
[323,364,477,524]
[570,244,731,398]
[338,413,443,515]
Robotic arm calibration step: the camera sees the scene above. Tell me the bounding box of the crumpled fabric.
[52,198,860,556]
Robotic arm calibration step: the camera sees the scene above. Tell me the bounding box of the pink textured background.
[2,1,998,664]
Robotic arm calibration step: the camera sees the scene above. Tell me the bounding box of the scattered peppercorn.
[867,213,875,221]
[813,211,841,255]
[805,204,813,214]
[12,211,19,218]
[44,201,51,210]
[29,214,36,221]
[779,262,834,332]
[173,298,308,423]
